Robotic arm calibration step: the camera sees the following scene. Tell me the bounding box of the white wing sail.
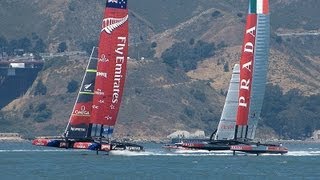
[215,64,240,140]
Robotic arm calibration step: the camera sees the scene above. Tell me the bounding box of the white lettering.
[246,26,256,37]
[239,97,247,107]
[97,72,107,78]
[70,127,86,132]
[74,105,90,116]
[242,61,252,72]
[244,42,254,53]
[240,79,250,90]
[95,89,104,96]
[112,37,126,104]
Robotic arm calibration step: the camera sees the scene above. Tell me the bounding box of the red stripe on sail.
[236,14,257,126]
[91,4,128,126]
[263,0,269,14]
[69,102,92,125]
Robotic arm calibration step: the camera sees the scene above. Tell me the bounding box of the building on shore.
[312,130,320,140]
[0,133,23,141]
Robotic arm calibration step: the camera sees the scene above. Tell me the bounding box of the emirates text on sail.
[112,36,126,104]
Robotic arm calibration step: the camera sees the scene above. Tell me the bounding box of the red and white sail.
[235,0,270,140]
[90,0,129,136]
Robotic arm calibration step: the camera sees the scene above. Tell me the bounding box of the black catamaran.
[164,0,288,155]
[33,0,143,152]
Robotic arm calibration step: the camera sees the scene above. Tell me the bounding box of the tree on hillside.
[8,40,18,55]
[0,36,8,56]
[262,85,320,139]
[33,39,46,53]
[67,79,79,93]
[161,40,215,72]
[223,62,229,72]
[34,80,47,96]
[0,36,7,48]
[18,37,32,52]
[57,42,67,53]
[151,42,157,48]
[80,40,97,55]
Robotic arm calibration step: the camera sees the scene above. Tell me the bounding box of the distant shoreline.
[1,136,320,144]
[1,132,320,144]
[0,133,26,142]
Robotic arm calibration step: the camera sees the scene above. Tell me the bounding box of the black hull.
[164,140,237,151]
[164,139,288,155]
[230,142,288,155]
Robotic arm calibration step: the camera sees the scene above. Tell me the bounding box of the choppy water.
[0,141,320,180]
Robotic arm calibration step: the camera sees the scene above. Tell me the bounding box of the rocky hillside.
[0,0,319,140]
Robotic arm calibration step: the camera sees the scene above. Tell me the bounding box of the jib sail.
[215,64,240,140]
[65,48,97,139]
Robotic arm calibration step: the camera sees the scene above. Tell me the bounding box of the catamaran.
[165,0,288,155]
[33,0,143,152]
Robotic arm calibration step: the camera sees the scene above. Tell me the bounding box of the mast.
[90,0,129,139]
[234,0,269,140]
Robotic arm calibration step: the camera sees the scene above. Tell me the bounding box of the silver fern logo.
[101,15,128,34]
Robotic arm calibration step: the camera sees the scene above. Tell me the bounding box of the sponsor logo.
[238,25,256,109]
[112,37,126,104]
[70,127,86,132]
[230,145,243,150]
[105,115,112,120]
[127,146,141,151]
[74,142,91,149]
[112,145,125,150]
[220,123,234,130]
[97,72,107,78]
[74,105,90,116]
[95,89,105,96]
[84,83,93,92]
[101,15,128,34]
[99,54,109,62]
[101,144,111,151]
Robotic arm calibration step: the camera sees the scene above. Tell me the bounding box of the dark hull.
[230,143,288,155]
[164,139,288,155]
[32,138,143,152]
[164,140,238,151]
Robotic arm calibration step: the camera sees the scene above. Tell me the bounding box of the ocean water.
[0,141,320,180]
